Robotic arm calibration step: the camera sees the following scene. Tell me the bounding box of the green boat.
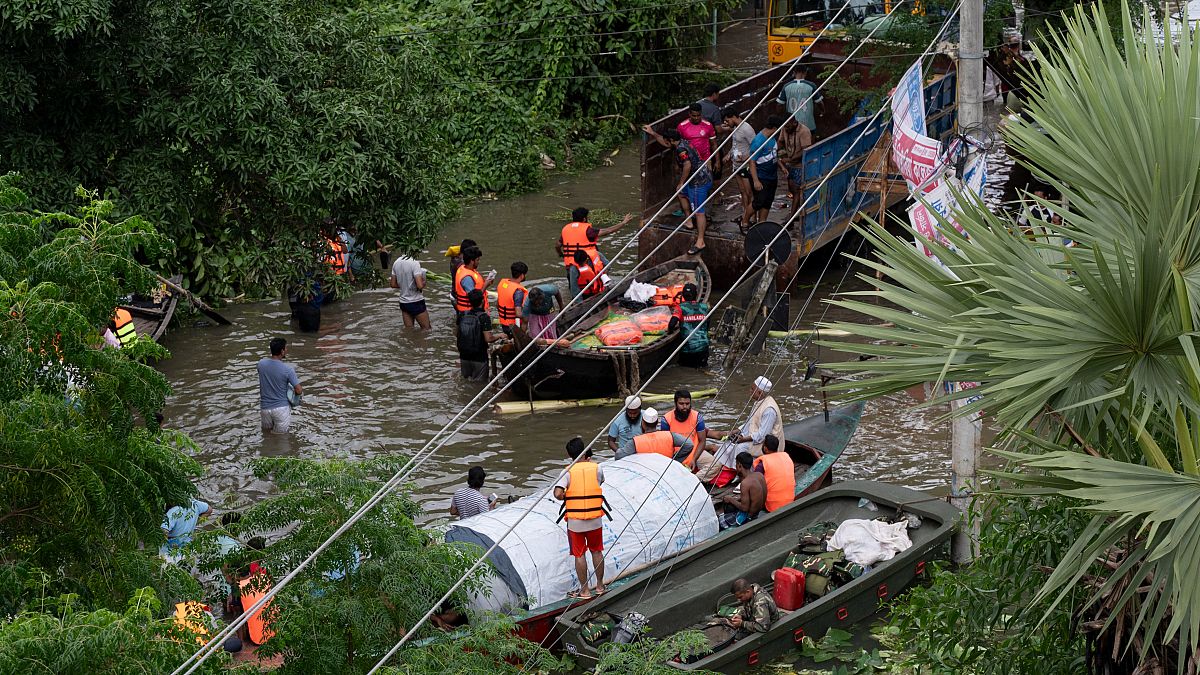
[554,480,958,672]
[511,402,865,647]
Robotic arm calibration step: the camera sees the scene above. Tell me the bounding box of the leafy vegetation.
[824,3,1200,671]
[594,630,717,674]
[1,0,738,302]
[0,175,202,614]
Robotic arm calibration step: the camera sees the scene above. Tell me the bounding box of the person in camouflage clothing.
[729,577,780,634]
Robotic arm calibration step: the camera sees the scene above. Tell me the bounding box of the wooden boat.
[511,402,865,647]
[495,256,711,398]
[555,481,958,672]
[118,275,182,342]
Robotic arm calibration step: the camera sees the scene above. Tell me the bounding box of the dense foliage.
[826,3,1200,670]
[0,175,202,614]
[0,0,737,302]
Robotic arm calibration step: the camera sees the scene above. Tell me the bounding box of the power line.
[365,3,926,670]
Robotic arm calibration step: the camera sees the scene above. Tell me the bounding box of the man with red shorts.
[554,437,610,599]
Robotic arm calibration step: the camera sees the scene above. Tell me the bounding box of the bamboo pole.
[766,328,854,339]
[492,388,717,415]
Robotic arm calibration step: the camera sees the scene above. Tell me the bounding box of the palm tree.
[824,3,1200,671]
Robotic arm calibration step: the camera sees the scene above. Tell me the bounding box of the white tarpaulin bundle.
[445,454,719,613]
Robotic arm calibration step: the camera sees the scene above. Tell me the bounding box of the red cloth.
[567,528,604,557]
[712,466,737,488]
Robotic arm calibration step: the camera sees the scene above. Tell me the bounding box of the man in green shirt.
[777,63,822,136]
[670,283,710,369]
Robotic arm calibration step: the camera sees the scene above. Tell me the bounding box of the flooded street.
[158,142,969,518]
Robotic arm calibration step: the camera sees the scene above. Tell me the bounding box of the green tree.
[825,4,1200,670]
[0,174,202,613]
[593,630,716,674]
[197,456,510,673]
[0,587,241,674]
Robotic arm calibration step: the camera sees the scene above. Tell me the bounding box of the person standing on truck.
[642,126,712,256]
[777,118,813,221]
[748,116,784,224]
[722,107,757,231]
[777,63,822,138]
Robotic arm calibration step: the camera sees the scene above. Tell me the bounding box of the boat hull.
[554,481,958,672]
[119,275,182,343]
[513,402,864,650]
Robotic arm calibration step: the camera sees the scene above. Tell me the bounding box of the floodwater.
[159,142,973,516]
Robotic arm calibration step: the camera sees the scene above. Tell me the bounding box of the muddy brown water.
[158,143,968,517]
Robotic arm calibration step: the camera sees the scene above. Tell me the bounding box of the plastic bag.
[631,306,672,333]
[595,320,644,346]
[652,284,686,307]
[624,281,657,303]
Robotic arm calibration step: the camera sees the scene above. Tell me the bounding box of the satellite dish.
[743,221,793,266]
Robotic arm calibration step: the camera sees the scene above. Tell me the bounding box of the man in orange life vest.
[557,208,633,289]
[553,438,610,599]
[753,434,796,513]
[622,408,694,463]
[495,261,529,337]
[568,250,604,299]
[452,246,495,318]
[658,389,707,469]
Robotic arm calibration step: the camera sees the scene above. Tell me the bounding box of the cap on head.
[754,375,773,393]
[641,407,660,425]
[625,395,642,410]
[682,283,699,301]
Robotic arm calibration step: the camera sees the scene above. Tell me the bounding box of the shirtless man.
[718,452,766,530]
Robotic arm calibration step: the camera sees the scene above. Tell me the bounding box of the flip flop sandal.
[567,589,593,600]
[687,245,706,256]
[671,209,686,217]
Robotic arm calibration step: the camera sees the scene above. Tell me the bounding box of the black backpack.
[457,311,485,354]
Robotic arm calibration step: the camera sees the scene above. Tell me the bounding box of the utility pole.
[951,0,985,565]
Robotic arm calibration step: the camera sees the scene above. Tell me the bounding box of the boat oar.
[157,274,233,326]
[492,388,717,415]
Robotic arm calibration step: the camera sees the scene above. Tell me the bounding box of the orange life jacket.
[664,409,702,467]
[754,451,797,512]
[633,430,678,459]
[112,308,137,347]
[576,262,604,297]
[561,461,608,521]
[652,285,686,307]
[496,278,527,327]
[325,237,348,275]
[453,265,487,313]
[560,222,594,267]
[239,576,275,645]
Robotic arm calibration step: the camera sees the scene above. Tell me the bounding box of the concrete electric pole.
[951,0,986,565]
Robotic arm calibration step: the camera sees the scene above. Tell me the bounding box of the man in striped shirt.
[450,466,498,519]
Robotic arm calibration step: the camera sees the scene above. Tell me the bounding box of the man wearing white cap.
[607,395,645,456]
[697,376,785,486]
[624,408,694,462]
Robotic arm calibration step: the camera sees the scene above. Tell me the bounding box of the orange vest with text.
[496,278,527,327]
[753,451,796,512]
[664,409,701,467]
[453,265,487,312]
[633,430,677,459]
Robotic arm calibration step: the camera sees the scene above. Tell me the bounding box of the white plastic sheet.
[828,518,913,566]
[445,454,719,613]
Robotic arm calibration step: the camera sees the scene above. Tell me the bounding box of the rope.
[364,6,927,669]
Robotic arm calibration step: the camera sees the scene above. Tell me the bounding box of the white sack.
[447,454,718,614]
[828,518,913,566]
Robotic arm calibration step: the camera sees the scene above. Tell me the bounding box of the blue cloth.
[325,548,362,582]
[684,182,712,215]
[608,414,643,456]
[749,133,779,182]
[257,358,299,411]
[162,498,210,551]
[567,266,582,298]
[523,284,560,317]
[460,274,477,294]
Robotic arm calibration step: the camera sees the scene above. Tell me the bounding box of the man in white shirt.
[390,254,430,329]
